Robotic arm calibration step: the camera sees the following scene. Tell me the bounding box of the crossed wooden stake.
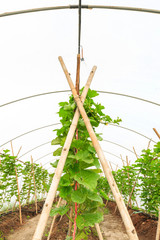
[32,57,139,240]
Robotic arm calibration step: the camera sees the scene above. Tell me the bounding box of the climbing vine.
[50,88,121,239]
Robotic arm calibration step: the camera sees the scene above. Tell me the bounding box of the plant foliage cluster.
[0,150,50,210]
[50,89,121,238]
[97,142,160,216]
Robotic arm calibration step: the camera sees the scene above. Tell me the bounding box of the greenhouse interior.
[0,1,160,240]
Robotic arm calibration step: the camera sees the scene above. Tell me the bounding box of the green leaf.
[75,231,88,240]
[53,147,62,156]
[87,190,103,204]
[76,211,103,229]
[87,89,99,98]
[71,187,87,204]
[50,160,59,168]
[74,170,100,190]
[75,150,93,164]
[59,186,72,199]
[51,137,61,145]
[59,174,71,186]
[50,205,69,217]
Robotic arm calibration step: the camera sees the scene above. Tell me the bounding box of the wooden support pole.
[10,142,22,224]
[16,146,22,158]
[32,66,97,240]
[59,56,139,240]
[153,128,160,139]
[120,154,125,166]
[95,223,104,240]
[156,208,160,240]
[47,197,62,240]
[133,147,138,159]
[31,156,38,214]
[75,54,80,95]
[68,207,73,236]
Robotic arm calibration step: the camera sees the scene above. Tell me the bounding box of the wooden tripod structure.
[32,57,139,240]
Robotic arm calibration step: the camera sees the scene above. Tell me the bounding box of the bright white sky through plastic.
[0,0,160,172]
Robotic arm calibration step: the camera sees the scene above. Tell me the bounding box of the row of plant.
[97,141,160,216]
[0,150,51,211]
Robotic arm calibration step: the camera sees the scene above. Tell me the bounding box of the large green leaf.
[75,231,88,240]
[87,89,99,98]
[75,150,93,164]
[87,190,103,204]
[71,187,87,204]
[59,186,72,198]
[50,205,69,217]
[59,174,71,186]
[74,170,100,190]
[53,147,62,156]
[51,137,61,145]
[76,211,103,229]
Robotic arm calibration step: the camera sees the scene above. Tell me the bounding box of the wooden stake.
[47,197,62,240]
[16,146,22,158]
[147,139,152,149]
[109,162,113,172]
[120,154,125,166]
[153,128,160,139]
[31,156,38,214]
[59,56,139,240]
[68,207,73,236]
[32,66,97,240]
[75,54,80,95]
[10,142,22,224]
[95,223,104,240]
[156,208,160,240]
[133,147,138,159]
[126,156,132,208]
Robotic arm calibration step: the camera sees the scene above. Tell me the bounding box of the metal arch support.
[0,90,70,108]
[0,123,60,147]
[108,123,156,143]
[20,140,136,165]
[0,90,159,108]
[97,91,160,107]
[102,139,139,156]
[19,139,132,160]
[0,122,156,149]
[0,5,160,18]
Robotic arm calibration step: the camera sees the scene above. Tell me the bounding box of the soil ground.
[0,200,158,240]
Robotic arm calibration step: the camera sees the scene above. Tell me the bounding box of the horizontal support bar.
[0,5,160,18]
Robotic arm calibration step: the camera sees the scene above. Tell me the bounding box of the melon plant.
[50,89,121,239]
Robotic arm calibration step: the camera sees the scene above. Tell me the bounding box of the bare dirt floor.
[0,201,158,240]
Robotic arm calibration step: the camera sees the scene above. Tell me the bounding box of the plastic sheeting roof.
[0,0,160,171]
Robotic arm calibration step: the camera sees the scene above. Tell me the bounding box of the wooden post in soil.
[59,56,139,240]
[47,197,62,240]
[68,207,73,236]
[126,156,132,208]
[153,128,160,240]
[127,147,140,209]
[31,156,38,214]
[12,146,23,211]
[10,142,22,224]
[95,223,104,240]
[32,66,97,240]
